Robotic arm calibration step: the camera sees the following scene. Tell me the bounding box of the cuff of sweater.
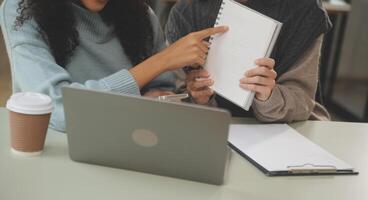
[101,69,141,95]
[252,88,283,115]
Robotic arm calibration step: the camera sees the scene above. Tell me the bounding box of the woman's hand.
[159,26,228,71]
[144,90,175,98]
[129,26,227,90]
[186,69,215,105]
[239,58,277,101]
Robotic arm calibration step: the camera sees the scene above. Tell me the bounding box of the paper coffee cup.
[6,92,53,156]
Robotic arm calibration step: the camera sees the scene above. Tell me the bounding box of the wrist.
[129,52,170,88]
[255,90,273,102]
[255,95,268,102]
[153,51,171,73]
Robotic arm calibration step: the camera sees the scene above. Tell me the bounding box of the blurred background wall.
[330,0,368,121]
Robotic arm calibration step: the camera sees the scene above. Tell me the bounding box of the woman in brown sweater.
[166,0,332,122]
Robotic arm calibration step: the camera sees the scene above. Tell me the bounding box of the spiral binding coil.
[209,1,226,47]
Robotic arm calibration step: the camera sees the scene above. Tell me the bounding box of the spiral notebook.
[228,124,358,176]
[205,0,282,110]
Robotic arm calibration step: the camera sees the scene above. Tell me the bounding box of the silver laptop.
[62,87,231,185]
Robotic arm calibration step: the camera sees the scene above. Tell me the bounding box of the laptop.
[62,87,232,185]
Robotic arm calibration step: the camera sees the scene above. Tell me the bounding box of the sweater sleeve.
[0,0,140,132]
[252,35,330,123]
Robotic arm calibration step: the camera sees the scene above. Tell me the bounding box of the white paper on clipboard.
[228,124,355,174]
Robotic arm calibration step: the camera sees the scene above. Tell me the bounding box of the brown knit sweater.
[251,35,331,122]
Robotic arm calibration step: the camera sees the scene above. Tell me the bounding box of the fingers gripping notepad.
[205,0,282,110]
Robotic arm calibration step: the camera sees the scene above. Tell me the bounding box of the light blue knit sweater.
[0,0,175,132]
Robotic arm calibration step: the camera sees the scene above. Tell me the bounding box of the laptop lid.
[62,87,231,185]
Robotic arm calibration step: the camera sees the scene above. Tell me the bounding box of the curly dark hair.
[15,0,154,67]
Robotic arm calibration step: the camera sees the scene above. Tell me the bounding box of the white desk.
[0,108,367,200]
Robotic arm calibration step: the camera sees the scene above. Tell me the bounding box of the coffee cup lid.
[6,92,53,115]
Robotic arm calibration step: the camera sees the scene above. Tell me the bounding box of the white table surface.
[0,108,367,200]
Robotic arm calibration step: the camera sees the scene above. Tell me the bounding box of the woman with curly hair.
[0,0,227,132]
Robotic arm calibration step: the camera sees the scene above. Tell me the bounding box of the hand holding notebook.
[205,0,282,110]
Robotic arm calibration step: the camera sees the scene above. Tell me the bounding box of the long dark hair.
[15,0,154,67]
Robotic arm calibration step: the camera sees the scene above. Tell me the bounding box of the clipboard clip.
[287,163,338,174]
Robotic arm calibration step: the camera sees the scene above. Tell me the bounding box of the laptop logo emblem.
[131,129,159,147]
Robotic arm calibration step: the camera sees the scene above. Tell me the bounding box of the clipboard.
[228,124,359,176]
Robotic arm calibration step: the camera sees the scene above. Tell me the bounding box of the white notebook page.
[205,0,279,110]
[228,124,353,172]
